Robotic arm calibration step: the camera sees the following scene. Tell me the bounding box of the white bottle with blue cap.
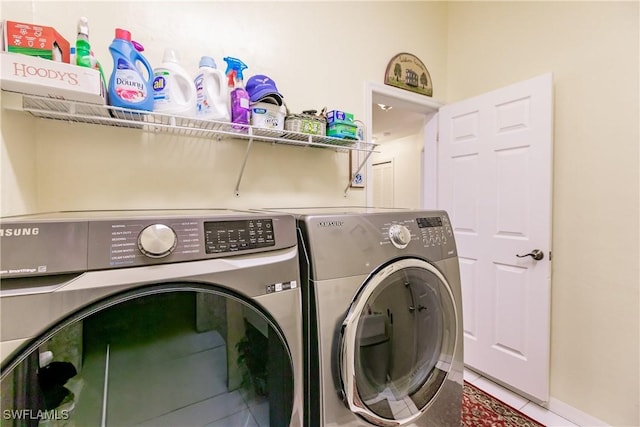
[153,48,197,117]
[194,56,230,122]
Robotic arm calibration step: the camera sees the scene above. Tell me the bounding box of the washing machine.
[0,210,303,427]
[263,207,463,427]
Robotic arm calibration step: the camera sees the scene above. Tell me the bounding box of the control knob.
[138,224,177,258]
[389,224,411,249]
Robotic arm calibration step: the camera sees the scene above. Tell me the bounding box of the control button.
[138,224,178,258]
[389,224,411,249]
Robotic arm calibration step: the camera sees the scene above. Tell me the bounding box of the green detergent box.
[327,123,357,139]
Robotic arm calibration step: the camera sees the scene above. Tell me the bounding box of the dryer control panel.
[100,218,277,266]
[204,219,275,254]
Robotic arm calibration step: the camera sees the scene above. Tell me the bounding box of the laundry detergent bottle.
[153,48,197,117]
[108,28,154,111]
[194,56,229,121]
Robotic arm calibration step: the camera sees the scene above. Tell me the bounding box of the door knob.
[516,249,544,261]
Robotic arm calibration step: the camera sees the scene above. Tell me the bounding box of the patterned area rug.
[462,381,545,427]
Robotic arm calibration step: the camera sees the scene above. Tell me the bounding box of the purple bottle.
[223,57,250,130]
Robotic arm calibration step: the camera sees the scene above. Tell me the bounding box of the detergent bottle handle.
[132,50,154,83]
[174,71,197,105]
[211,69,227,98]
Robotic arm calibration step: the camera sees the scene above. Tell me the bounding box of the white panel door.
[438,73,553,402]
[373,160,394,208]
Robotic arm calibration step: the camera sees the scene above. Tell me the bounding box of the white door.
[373,160,394,207]
[437,73,553,402]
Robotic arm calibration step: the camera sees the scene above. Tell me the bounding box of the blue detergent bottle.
[108,28,154,111]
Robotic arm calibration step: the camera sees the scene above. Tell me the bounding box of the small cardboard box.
[1,52,105,104]
[3,20,71,63]
[326,110,355,126]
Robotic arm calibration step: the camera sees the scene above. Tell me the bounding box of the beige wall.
[446,2,639,425]
[0,1,449,215]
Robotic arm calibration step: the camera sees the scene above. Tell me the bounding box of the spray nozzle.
[77,17,89,38]
[223,57,248,82]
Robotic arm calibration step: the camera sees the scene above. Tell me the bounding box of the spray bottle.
[223,57,250,129]
[75,18,106,100]
[75,17,92,68]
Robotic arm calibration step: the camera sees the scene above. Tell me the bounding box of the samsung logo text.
[0,227,40,237]
[317,221,344,228]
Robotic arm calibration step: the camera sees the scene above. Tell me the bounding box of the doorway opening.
[366,82,441,208]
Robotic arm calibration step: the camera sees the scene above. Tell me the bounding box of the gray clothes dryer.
[266,208,464,427]
[0,210,303,427]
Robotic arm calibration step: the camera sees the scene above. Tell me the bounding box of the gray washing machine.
[263,208,463,427]
[0,210,303,427]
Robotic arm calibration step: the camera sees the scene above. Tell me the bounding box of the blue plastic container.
[108,28,154,111]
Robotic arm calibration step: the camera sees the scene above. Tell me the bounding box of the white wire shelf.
[16,94,378,153]
[5,92,377,196]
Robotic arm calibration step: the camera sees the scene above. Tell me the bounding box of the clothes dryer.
[265,208,463,427]
[0,210,302,427]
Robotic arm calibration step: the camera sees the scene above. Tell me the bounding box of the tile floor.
[464,368,579,427]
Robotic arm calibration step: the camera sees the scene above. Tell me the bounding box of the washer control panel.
[381,214,454,254]
[416,215,453,248]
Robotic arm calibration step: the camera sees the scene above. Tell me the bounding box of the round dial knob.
[138,224,177,258]
[389,224,411,249]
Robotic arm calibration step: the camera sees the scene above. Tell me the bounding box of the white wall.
[0,1,449,215]
[446,2,639,426]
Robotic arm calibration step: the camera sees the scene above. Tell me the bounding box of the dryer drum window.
[1,284,295,427]
[340,259,458,425]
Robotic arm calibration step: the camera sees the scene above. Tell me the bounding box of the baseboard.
[546,397,610,427]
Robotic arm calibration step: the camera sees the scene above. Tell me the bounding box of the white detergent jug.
[153,48,197,116]
[194,56,229,121]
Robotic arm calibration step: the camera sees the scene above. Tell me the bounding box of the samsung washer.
[0,210,303,427]
[262,207,463,427]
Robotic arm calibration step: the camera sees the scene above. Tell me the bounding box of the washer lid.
[339,258,459,426]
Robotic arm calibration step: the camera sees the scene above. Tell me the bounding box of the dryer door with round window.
[0,284,296,427]
[340,258,459,426]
